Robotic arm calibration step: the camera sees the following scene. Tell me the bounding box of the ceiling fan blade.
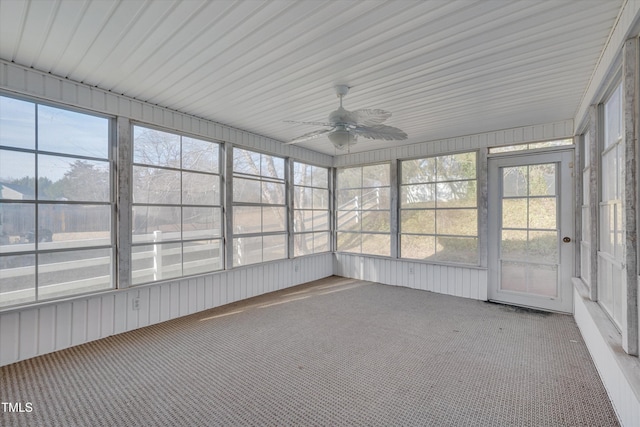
[284,120,333,127]
[285,128,335,145]
[347,109,392,126]
[352,124,408,141]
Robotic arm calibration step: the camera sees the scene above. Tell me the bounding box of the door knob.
[563,237,571,243]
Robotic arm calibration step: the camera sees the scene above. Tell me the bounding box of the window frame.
[292,161,331,257]
[231,147,287,267]
[335,162,392,257]
[130,123,224,285]
[0,93,115,308]
[398,151,479,265]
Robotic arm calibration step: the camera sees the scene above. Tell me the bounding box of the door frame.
[487,149,575,313]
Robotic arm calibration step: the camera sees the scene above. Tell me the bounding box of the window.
[598,83,624,327]
[580,131,591,285]
[400,152,478,264]
[232,148,286,266]
[293,162,330,256]
[489,139,573,154]
[336,164,390,256]
[131,125,222,284]
[0,95,113,307]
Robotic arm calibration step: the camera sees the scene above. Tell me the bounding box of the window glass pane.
[233,206,262,234]
[133,127,180,168]
[261,154,285,179]
[402,158,435,184]
[38,248,112,299]
[262,206,286,233]
[436,209,477,236]
[528,230,558,263]
[528,198,556,229]
[337,189,360,208]
[131,242,182,284]
[604,84,622,148]
[132,206,181,243]
[361,233,390,256]
[182,171,219,206]
[314,232,329,253]
[437,153,475,181]
[361,211,389,232]
[401,235,436,260]
[38,204,110,250]
[0,96,35,150]
[295,186,313,209]
[293,162,312,186]
[261,181,285,205]
[294,233,312,257]
[364,188,390,210]
[133,166,181,205]
[313,188,329,209]
[602,149,617,201]
[263,235,287,262]
[401,184,435,208]
[183,239,222,276]
[294,210,313,233]
[528,164,556,196]
[337,210,360,231]
[337,167,362,189]
[183,207,220,240]
[436,181,476,208]
[401,210,435,234]
[233,148,261,176]
[312,211,329,231]
[337,232,360,253]
[435,237,477,263]
[0,202,35,252]
[502,199,527,229]
[501,230,528,260]
[233,236,262,267]
[313,167,328,188]
[38,156,110,202]
[0,150,35,199]
[362,164,389,187]
[38,105,109,158]
[233,177,261,203]
[0,254,36,307]
[502,166,528,197]
[182,137,218,173]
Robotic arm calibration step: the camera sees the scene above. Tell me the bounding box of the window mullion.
[116,116,133,289]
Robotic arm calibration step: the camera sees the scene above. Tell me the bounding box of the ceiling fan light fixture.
[328,127,356,148]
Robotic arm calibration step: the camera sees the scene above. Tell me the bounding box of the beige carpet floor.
[0,276,619,426]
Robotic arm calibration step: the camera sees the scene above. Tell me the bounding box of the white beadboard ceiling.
[0,0,624,155]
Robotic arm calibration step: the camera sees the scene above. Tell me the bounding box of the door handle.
[563,237,571,243]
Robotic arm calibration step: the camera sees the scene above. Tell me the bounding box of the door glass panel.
[499,163,558,298]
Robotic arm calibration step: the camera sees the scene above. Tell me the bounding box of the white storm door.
[488,151,574,313]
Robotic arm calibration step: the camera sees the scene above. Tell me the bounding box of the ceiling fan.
[285,85,407,149]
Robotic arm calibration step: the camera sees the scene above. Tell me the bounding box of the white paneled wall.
[334,120,573,167]
[0,254,333,366]
[334,254,487,301]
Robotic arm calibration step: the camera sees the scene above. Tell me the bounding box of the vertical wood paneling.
[138,287,150,328]
[333,254,487,301]
[55,303,72,350]
[71,300,87,346]
[113,293,127,334]
[18,310,38,360]
[0,313,19,365]
[37,306,56,355]
[87,298,102,341]
[100,295,114,337]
